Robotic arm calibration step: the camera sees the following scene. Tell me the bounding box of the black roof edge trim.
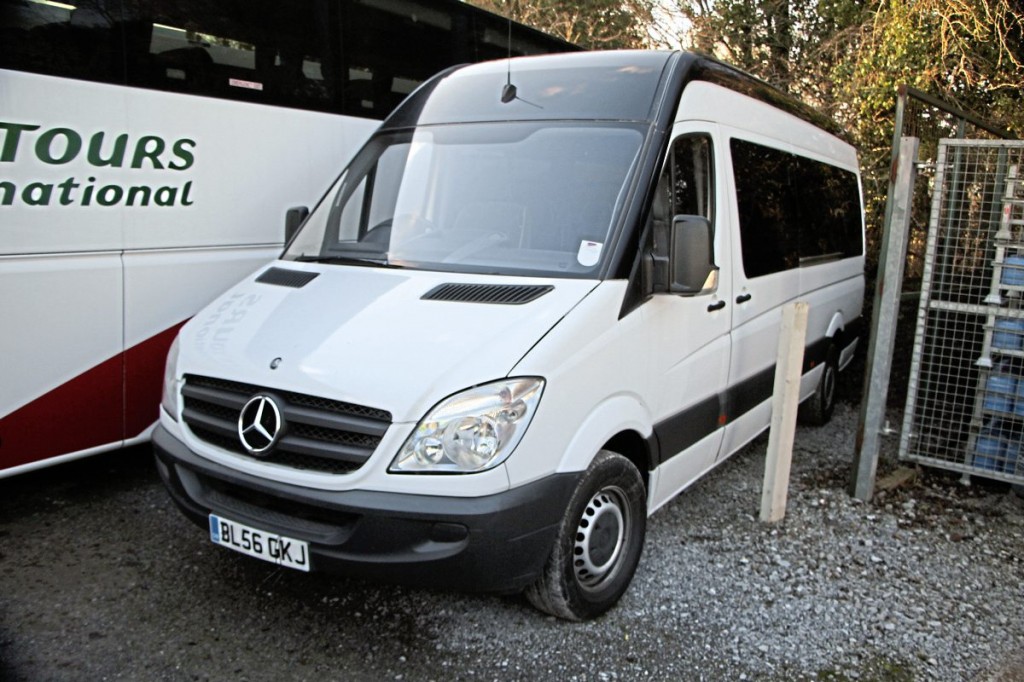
[686,53,853,144]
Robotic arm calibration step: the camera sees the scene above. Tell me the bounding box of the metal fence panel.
[900,140,1024,484]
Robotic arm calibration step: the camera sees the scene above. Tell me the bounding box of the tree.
[679,0,874,101]
[676,0,1024,269]
[468,0,658,49]
[827,0,1023,264]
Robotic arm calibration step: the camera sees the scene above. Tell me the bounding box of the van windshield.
[284,122,645,277]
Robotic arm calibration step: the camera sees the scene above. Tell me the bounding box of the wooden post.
[761,301,809,523]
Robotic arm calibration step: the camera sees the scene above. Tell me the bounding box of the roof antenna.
[501,17,517,103]
[500,15,541,108]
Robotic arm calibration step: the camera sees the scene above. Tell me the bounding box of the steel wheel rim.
[573,485,629,592]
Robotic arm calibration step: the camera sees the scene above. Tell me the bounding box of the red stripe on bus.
[0,322,186,472]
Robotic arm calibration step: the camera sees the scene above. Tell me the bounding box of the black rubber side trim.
[651,394,720,465]
[650,330,850,465]
[723,365,777,425]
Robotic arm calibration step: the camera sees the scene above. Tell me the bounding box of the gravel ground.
[2,400,1023,681]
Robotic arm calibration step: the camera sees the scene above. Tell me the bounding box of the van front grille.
[181,374,391,475]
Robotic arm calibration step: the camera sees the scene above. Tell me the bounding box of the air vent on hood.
[422,283,553,305]
[256,267,319,288]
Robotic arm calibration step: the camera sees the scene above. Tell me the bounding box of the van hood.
[177,262,599,422]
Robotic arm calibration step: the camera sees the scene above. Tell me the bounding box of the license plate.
[209,514,310,572]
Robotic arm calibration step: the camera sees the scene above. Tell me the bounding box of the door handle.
[707,300,726,312]
[736,293,752,304]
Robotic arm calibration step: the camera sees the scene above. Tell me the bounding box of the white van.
[153,50,864,620]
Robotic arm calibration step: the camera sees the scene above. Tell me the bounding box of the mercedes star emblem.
[237,394,283,455]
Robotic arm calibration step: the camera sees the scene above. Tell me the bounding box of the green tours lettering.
[0,121,197,208]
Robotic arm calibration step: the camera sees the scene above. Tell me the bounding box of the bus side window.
[122,1,336,112]
[0,1,123,84]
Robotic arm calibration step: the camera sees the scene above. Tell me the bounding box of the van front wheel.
[525,450,645,621]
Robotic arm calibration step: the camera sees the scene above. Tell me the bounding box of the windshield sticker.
[577,240,603,267]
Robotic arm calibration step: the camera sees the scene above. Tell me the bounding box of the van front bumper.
[152,425,578,593]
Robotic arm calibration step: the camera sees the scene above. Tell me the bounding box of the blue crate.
[1001,256,1024,286]
[992,318,1024,350]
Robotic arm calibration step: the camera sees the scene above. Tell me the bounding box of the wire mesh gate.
[900,140,1024,484]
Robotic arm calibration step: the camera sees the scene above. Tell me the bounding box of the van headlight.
[161,336,181,421]
[390,378,544,474]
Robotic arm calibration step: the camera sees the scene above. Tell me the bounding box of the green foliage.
[468,0,657,49]
[678,0,1024,268]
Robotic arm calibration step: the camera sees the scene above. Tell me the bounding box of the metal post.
[852,136,921,501]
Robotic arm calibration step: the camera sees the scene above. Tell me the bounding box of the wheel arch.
[825,311,846,342]
[601,430,652,490]
[554,395,654,488]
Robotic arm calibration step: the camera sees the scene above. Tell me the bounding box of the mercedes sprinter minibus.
[153,50,864,620]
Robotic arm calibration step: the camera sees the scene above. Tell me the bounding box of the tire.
[525,450,646,621]
[800,343,838,426]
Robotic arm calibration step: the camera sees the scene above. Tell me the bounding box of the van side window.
[731,138,862,278]
[646,135,714,282]
[660,135,714,222]
[730,139,800,277]
[791,155,864,263]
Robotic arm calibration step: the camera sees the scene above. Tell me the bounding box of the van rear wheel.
[525,450,645,621]
[800,343,838,426]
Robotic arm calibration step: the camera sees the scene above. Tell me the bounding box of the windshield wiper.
[293,254,403,268]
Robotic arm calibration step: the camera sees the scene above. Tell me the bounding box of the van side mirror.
[669,215,718,295]
[285,206,309,243]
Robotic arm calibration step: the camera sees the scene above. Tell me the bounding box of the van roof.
[381,50,848,142]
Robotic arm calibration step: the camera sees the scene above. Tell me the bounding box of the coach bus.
[0,0,577,477]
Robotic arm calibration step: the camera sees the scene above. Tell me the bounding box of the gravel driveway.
[2,401,1023,681]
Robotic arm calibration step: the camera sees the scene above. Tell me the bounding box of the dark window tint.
[651,135,714,227]
[731,140,799,277]
[1,0,577,119]
[731,138,862,279]
[668,136,713,220]
[122,0,339,113]
[792,155,863,263]
[342,0,577,120]
[343,0,455,118]
[649,135,714,260]
[0,0,123,84]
